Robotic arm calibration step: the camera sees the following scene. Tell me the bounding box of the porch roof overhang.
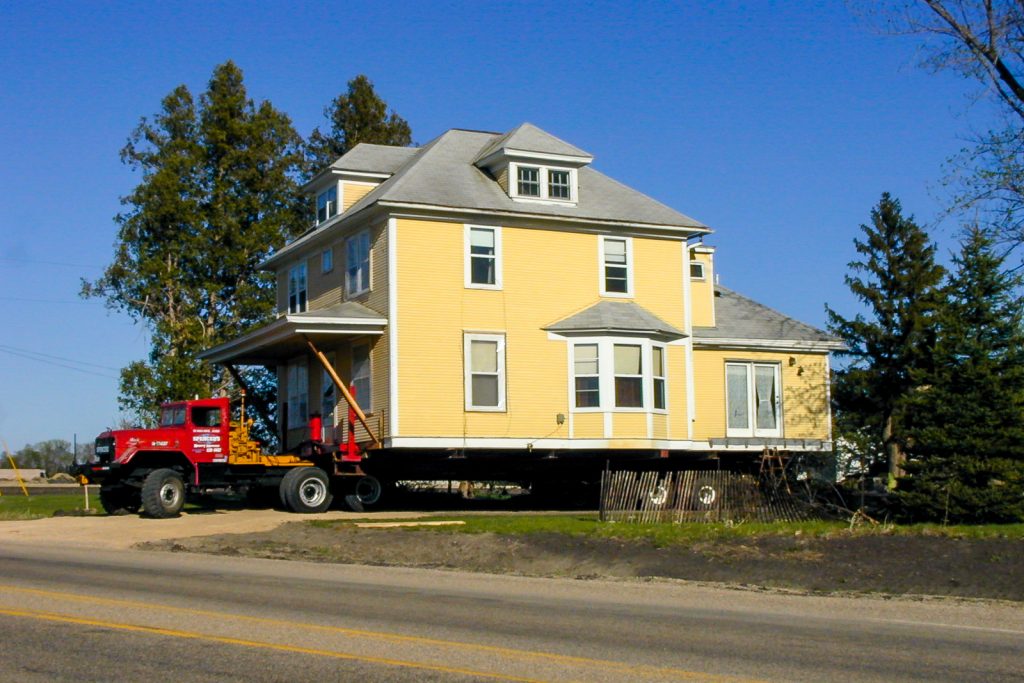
[198,302,387,366]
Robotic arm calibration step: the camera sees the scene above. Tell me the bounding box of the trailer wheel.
[98,485,141,515]
[354,475,385,506]
[282,467,332,513]
[141,469,186,518]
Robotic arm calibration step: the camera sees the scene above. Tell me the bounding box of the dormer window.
[316,186,337,224]
[517,166,540,196]
[509,162,576,203]
[548,170,570,199]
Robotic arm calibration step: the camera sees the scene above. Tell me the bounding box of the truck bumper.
[76,463,123,486]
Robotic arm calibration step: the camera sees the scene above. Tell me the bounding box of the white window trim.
[567,337,667,414]
[322,247,334,274]
[345,229,371,298]
[464,333,507,412]
[652,343,668,412]
[464,224,503,290]
[288,262,308,314]
[724,361,783,438]
[598,235,634,298]
[286,359,309,430]
[315,181,339,226]
[508,161,578,205]
[690,260,705,280]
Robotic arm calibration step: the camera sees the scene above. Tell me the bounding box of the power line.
[0,257,103,269]
[0,345,120,379]
[0,296,103,305]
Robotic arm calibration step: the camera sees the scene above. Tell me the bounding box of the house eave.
[692,337,846,353]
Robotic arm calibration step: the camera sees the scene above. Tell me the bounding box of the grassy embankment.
[0,493,92,520]
[309,514,1024,544]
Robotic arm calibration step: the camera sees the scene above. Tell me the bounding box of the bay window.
[569,338,667,412]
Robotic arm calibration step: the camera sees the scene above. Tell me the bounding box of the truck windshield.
[159,405,186,427]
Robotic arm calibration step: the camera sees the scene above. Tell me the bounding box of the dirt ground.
[140,521,1024,602]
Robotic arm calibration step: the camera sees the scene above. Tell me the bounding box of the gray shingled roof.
[329,144,420,175]
[472,122,592,164]
[545,301,685,339]
[341,128,706,229]
[694,286,841,345]
[290,300,384,320]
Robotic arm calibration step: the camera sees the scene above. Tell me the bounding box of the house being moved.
[200,123,842,480]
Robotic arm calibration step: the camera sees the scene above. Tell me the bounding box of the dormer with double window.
[473,122,593,206]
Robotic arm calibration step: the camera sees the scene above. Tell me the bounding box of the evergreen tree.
[83,61,305,437]
[899,227,1024,523]
[304,75,412,173]
[827,193,946,489]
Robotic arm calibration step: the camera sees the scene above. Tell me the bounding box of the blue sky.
[0,1,994,450]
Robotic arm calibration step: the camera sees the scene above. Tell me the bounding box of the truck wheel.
[354,475,386,506]
[282,467,332,513]
[141,469,186,518]
[98,485,140,515]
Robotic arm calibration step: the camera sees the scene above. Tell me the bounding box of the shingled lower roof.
[694,286,844,349]
[545,301,685,340]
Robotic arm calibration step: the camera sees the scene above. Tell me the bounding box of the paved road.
[0,542,1021,682]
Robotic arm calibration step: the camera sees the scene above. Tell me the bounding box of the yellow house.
[201,123,842,473]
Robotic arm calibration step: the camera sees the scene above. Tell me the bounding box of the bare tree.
[882,1,1024,259]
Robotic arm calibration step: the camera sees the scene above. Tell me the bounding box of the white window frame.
[315,183,338,225]
[599,235,633,298]
[572,343,601,409]
[567,337,667,414]
[508,161,577,204]
[286,360,308,430]
[464,333,507,412]
[464,224,502,290]
[345,230,371,297]
[321,352,336,441]
[725,361,783,438]
[322,247,333,274]
[288,262,307,313]
[351,342,372,413]
[690,261,705,280]
[652,343,667,411]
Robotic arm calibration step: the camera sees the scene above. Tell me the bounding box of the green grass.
[308,514,1024,546]
[0,493,93,520]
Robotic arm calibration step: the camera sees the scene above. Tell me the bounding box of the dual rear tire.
[279,467,333,513]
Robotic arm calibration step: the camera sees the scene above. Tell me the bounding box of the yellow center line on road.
[0,583,764,682]
[0,606,541,682]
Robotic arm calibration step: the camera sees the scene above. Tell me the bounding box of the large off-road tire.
[282,467,333,513]
[98,485,141,515]
[141,469,186,518]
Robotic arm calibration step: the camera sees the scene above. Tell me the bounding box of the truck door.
[189,405,228,463]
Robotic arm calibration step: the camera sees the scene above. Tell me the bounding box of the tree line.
[830,1,1024,523]
[81,64,412,445]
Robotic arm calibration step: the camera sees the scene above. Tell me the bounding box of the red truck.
[78,395,384,517]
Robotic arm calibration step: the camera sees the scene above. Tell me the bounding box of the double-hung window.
[465,333,506,411]
[288,262,307,313]
[465,225,501,289]
[601,236,631,296]
[569,339,668,412]
[726,362,782,437]
[316,186,337,224]
[287,361,308,429]
[613,344,643,408]
[573,344,600,408]
[321,353,336,441]
[322,247,333,273]
[652,346,666,410]
[346,230,370,296]
[351,343,371,412]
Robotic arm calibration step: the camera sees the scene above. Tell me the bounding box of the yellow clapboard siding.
[395,218,688,441]
[571,413,604,438]
[342,182,376,212]
[307,245,343,310]
[613,412,649,439]
[690,251,715,328]
[651,413,668,440]
[691,349,829,441]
